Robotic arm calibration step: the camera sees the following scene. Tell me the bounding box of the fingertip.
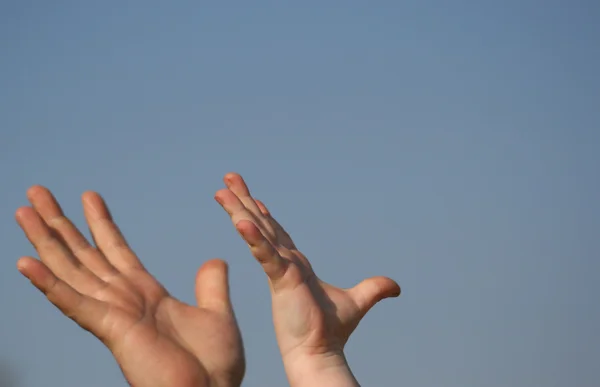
[378,277,401,299]
[214,189,229,205]
[14,206,31,221]
[236,220,269,250]
[350,276,402,314]
[26,185,49,200]
[224,173,252,195]
[81,191,110,219]
[16,257,28,274]
[235,219,258,236]
[195,258,232,311]
[254,199,270,216]
[199,258,229,273]
[223,172,240,185]
[81,190,100,205]
[81,191,94,209]
[16,257,41,281]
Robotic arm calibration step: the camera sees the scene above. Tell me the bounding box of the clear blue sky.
[1,2,599,386]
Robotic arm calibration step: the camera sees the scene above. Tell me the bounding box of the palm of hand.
[259,238,397,359]
[16,187,244,387]
[92,269,244,387]
[215,173,400,359]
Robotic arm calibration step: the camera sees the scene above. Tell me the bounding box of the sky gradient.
[1,2,599,386]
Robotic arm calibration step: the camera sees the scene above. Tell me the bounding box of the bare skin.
[16,186,245,387]
[215,173,401,387]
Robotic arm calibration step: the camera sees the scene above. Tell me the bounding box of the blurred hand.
[16,186,245,387]
[215,173,400,387]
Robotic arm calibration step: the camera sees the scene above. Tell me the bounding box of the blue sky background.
[1,1,599,386]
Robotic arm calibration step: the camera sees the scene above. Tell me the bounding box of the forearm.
[284,351,360,387]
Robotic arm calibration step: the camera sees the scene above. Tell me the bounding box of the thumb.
[195,259,232,312]
[348,276,401,316]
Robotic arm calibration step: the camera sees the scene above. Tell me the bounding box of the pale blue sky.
[1,2,599,386]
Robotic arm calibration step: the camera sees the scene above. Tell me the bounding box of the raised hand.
[215,173,401,387]
[16,186,245,387]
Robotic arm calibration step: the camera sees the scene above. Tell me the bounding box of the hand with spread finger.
[15,186,245,387]
[215,173,401,387]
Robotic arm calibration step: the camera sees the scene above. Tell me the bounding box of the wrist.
[283,350,360,387]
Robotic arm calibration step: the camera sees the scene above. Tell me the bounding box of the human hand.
[215,173,401,387]
[16,186,245,387]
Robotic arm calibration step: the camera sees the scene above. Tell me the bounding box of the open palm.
[215,173,401,362]
[16,186,244,387]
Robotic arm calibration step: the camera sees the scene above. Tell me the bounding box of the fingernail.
[16,262,26,275]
